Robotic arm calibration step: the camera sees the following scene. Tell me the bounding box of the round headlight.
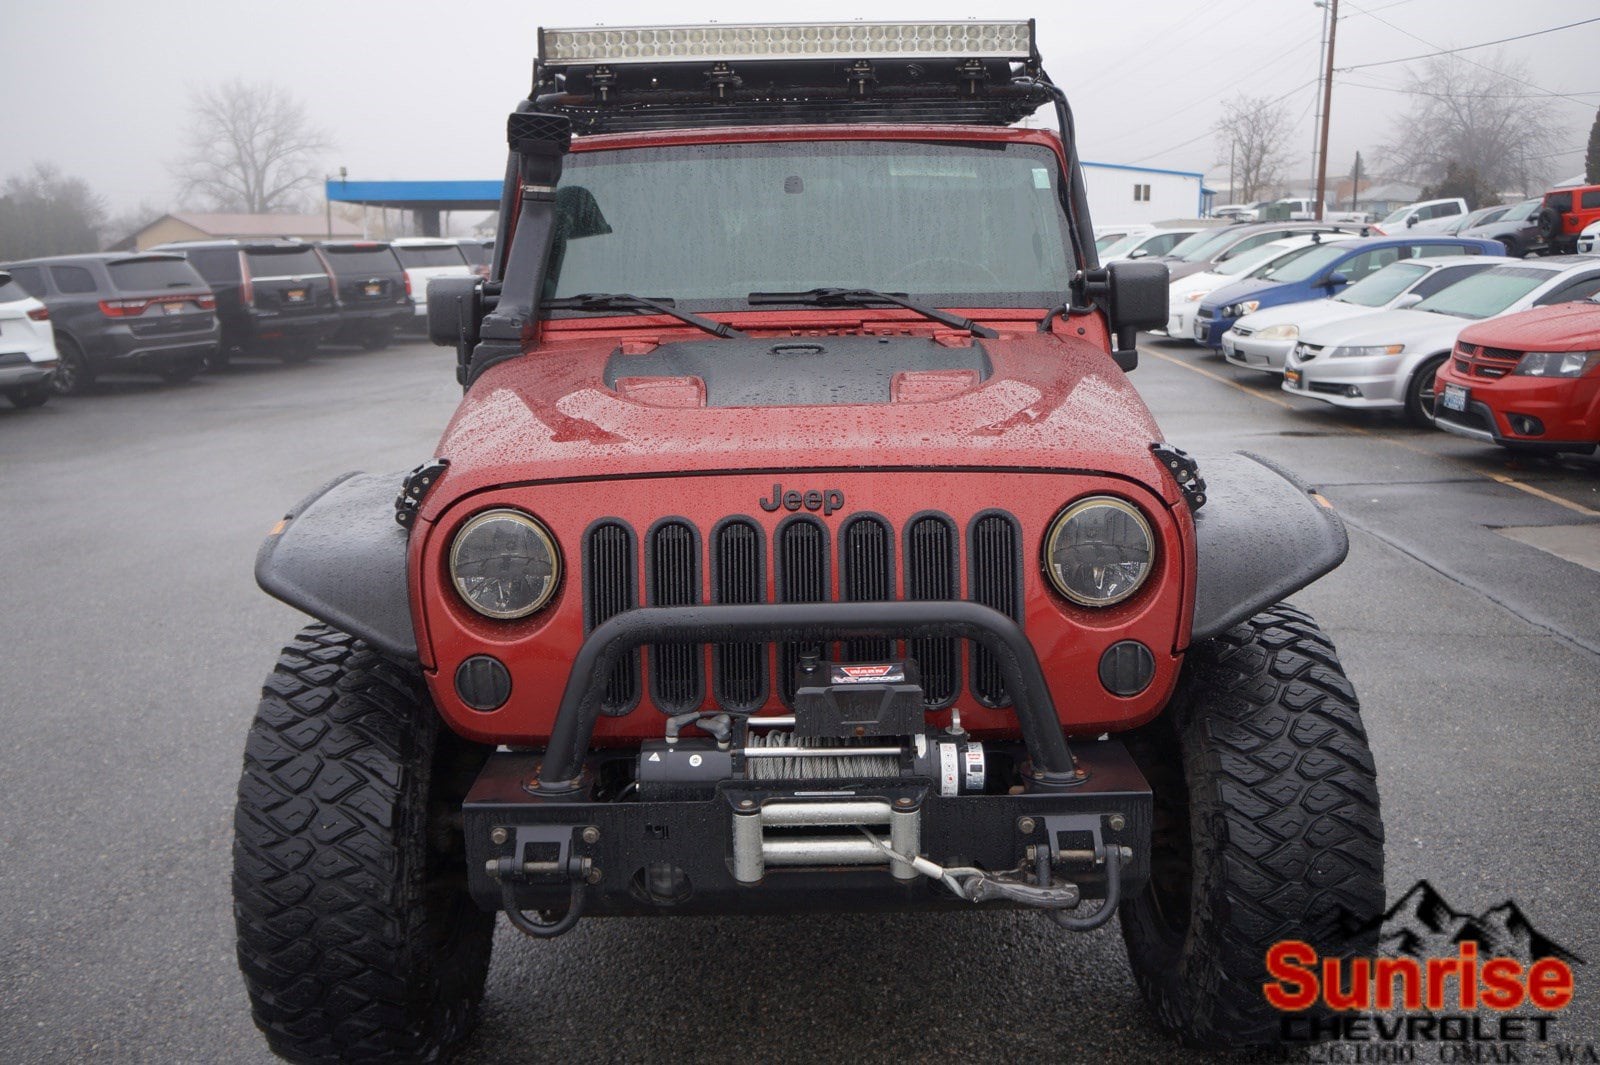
[1044,497,1155,607]
[449,510,561,619]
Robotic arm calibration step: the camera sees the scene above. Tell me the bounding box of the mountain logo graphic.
[1359,880,1585,967]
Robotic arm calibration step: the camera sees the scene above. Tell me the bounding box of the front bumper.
[465,740,1150,917]
[1433,368,1600,453]
[1221,330,1293,372]
[1166,303,1198,338]
[1281,352,1407,410]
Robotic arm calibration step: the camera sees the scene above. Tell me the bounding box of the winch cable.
[743,730,901,781]
[854,828,1083,910]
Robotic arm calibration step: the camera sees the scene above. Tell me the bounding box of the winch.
[635,654,988,801]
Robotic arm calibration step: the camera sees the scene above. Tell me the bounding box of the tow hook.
[1031,814,1129,931]
[486,826,594,938]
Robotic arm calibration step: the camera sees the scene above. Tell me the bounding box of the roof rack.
[533,20,1051,133]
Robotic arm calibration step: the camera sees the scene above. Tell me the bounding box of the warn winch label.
[830,663,905,684]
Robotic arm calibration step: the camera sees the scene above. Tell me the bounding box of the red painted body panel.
[410,123,1196,747]
[1439,303,1600,445]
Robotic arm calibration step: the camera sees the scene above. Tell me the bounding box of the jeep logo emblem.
[760,483,845,516]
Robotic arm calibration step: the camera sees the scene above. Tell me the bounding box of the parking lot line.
[1142,343,1600,520]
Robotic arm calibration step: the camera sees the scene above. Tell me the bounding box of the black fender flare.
[255,472,417,659]
[1189,452,1348,642]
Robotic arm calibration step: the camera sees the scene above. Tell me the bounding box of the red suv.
[1537,185,1600,255]
[1434,298,1600,454]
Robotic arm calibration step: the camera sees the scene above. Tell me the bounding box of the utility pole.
[1314,0,1339,221]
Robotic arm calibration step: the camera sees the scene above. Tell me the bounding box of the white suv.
[390,238,476,320]
[0,270,58,408]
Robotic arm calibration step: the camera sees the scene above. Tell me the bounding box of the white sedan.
[1282,258,1600,426]
[1165,235,1326,339]
[1222,255,1503,374]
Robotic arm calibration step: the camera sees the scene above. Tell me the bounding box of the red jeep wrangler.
[1537,183,1600,255]
[236,21,1384,1061]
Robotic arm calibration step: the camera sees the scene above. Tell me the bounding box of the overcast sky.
[3,0,1596,217]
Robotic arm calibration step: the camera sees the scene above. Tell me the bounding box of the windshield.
[1256,242,1349,283]
[1167,226,1242,262]
[1213,241,1304,277]
[1503,200,1539,221]
[1335,261,1427,307]
[1095,232,1128,253]
[1380,206,1411,225]
[1413,266,1552,319]
[547,140,1075,308]
[1098,231,1152,259]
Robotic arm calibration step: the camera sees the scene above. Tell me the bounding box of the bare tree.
[172,80,331,213]
[1214,94,1293,203]
[1380,52,1562,198]
[0,162,108,259]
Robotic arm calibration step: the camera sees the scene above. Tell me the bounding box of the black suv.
[0,253,219,394]
[153,240,338,363]
[314,241,413,349]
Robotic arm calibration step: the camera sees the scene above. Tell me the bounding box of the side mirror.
[427,276,487,384]
[1086,259,1169,371]
[1128,248,1149,259]
[1325,272,1350,288]
[1406,215,1418,228]
[1393,293,1423,309]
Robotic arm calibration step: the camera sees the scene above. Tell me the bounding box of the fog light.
[1509,414,1545,436]
[1099,641,1155,697]
[456,655,512,711]
[1343,385,1363,398]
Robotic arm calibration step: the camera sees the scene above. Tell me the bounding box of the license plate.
[162,302,184,315]
[1286,369,1301,387]
[285,288,307,303]
[363,282,382,296]
[1442,383,1469,412]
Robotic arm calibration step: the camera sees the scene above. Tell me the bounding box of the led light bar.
[540,20,1034,66]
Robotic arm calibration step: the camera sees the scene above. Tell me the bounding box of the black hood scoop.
[603,335,992,407]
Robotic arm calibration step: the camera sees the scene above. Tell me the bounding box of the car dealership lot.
[1,339,1598,1061]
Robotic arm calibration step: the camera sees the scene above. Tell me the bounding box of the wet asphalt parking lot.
[2,334,1599,1063]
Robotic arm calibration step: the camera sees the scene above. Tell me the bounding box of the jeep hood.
[418,331,1182,520]
[1457,300,1600,351]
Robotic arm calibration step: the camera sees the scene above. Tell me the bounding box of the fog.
[3,0,1596,215]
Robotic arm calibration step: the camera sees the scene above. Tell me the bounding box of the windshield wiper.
[543,293,744,338]
[746,287,999,339]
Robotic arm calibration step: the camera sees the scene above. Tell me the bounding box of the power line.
[1338,16,1600,71]
[1335,5,1599,108]
[1340,74,1600,101]
[1120,77,1321,166]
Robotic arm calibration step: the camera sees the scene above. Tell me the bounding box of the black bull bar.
[537,600,1079,790]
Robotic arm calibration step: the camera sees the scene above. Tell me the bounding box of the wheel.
[1404,353,1448,428]
[5,382,52,408]
[361,324,394,351]
[49,336,94,396]
[278,344,314,364]
[159,356,204,384]
[1499,236,1522,258]
[1536,206,1560,243]
[1119,604,1384,1049]
[233,624,494,1064]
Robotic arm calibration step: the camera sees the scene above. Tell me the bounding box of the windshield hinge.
[1150,443,1206,511]
[395,458,449,529]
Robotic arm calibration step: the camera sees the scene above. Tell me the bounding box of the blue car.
[1192,235,1504,347]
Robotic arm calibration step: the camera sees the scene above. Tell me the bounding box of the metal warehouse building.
[1082,162,1212,227]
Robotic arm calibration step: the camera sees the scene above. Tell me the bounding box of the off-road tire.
[1404,353,1447,428]
[233,624,494,1064]
[5,382,51,408]
[1536,206,1560,242]
[1119,604,1384,1049]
